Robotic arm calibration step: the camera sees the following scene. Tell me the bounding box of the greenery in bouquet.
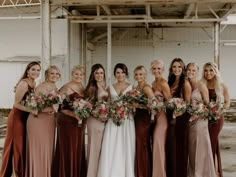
[92,100,109,122]
[108,99,130,126]
[207,101,224,122]
[21,91,45,112]
[73,98,93,123]
[187,100,209,122]
[167,97,187,119]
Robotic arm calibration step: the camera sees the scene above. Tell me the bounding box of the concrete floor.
[0,118,236,177]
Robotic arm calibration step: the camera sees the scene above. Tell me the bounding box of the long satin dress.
[97,85,135,177]
[208,89,224,177]
[25,90,56,177]
[152,90,168,177]
[166,87,190,177]
[52,92,87,177]
[86,90,108,177]
[188,87,216,177]
[134,88,152,177]
[0,80,32,177]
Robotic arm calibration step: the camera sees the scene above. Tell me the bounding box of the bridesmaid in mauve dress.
[0,62,40,177]
[150,60,170,177]
[202,62,230,177]
[166,58,191,177]
[186,63,216,177]
[26,65,60,177]
[134,66,154,177]
[52,65,87,177]
[84,64,108,177]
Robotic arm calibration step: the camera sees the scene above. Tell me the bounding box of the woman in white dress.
[97,63,135,177]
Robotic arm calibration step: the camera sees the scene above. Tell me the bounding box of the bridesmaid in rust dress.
[166,58,191,177]
[85,64,107,177]
[52,65,87,177]
[26,65,60,177]
[202,62,230,177]
[0,61,40,177]
[134,66,154,177]
[150,60,170,177]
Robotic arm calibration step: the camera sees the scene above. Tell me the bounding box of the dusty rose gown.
[152,90,167,177]
[52,92,87,177]
[86,90,108,177]
[188,87,216,177]
[208,89,224,177]
[0,80,32,177]
[25,89,56,177]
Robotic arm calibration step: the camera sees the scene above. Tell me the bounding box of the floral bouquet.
[39,90,64,112]
[147,97,166,121]
[187,100,209,122]
[108,99,130,126]
[167,98,187,119]
[21,91,45,115]
[92,100,109,122]
[73,98,93,126]
[207,101,224,122]
[122,89,147,111]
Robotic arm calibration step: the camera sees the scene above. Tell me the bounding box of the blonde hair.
[150,60,164,70]
[201,62,224,102]
[134,65,147,80]
[186,62,199,71]
[71,65,85,75]
[45,65,61,80]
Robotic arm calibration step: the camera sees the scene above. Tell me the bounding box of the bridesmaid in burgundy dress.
[166,58,191,177]
[202,62,230,177]
[134,65,155,177]
[0,61,40,177]
[53,65,87,177]
[150,60,170,177]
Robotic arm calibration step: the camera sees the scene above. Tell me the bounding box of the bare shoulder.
[16,80,29,92]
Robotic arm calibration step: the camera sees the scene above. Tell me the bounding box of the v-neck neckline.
[111,84,131,96]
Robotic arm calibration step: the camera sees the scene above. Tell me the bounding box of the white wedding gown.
[97,84,135,177]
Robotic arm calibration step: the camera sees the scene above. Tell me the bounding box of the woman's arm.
[184,80,192,104]
[223,83,230,109]
[161,81,171,101]
[199,81,209,105]
[14,80,36,114]
[143,85,155,99]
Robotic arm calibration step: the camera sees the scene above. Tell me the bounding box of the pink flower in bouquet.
[92,100,109,122]
[207,101,224,122]
[73,99,92,125]
[167,98,187,119]
[109,99,130,126]
[187,100,209,122]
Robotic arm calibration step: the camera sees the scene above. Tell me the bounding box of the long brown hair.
[15,61,41,92]
[168,58,186,98]
[84,64,106,103]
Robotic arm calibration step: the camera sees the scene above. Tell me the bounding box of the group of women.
[0,58,230,177]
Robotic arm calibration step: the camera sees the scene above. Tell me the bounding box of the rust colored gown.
[52,92,87,177]
[0,80,32,177]
[208,89,224,177]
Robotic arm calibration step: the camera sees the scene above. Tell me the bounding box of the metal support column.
[214,22,220,68]
[40,0,51,76]
[107,23,112,85]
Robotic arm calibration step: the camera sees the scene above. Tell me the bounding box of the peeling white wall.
[91,26,236,99]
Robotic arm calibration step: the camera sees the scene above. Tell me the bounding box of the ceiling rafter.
[0,0,41,8]
[184,3,195,19]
